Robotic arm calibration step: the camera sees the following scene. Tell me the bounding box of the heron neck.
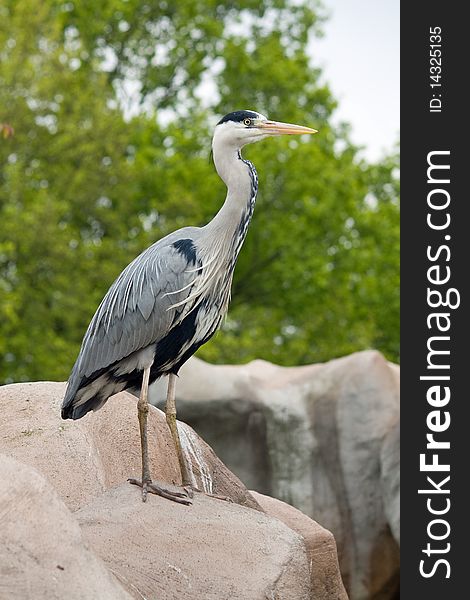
[208,147,258,247]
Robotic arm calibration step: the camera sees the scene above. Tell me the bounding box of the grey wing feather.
[69,238,198,389]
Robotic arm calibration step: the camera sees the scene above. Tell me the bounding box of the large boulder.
[150,350,400,600]
[0,454,132,600]
[0,381,347,599]
[77,484,313,600]
[0,381,259,511]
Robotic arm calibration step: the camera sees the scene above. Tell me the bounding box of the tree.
[0,0,399,384]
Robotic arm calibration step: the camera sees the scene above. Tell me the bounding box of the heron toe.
[128,478,192,505]
[183,484,232,503]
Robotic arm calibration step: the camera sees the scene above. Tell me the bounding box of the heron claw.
[183,485,194,499]
[128,478,192,505]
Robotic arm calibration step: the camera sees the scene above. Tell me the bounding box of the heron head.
[214,110,317,149]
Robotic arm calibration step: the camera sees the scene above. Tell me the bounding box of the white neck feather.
[207,130,255,237]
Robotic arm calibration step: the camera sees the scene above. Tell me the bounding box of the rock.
[0,381,260,512]
[0,454,132,600]
[251,491,348,600]
[150,350,400,599]
[380,420,400,545]
[77,484,312,600]
[0,381,347,600]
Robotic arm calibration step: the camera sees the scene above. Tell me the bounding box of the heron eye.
[243,118,252,126]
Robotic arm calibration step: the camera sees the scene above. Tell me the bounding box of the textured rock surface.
[0,381,259,512]
[251,491,349,600]
[0,455,132,600]
[0,381,347,600]
[77,484,312,600]
[150,350,400,599]
[380,419,400,545]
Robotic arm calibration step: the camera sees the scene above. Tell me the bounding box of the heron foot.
[183,484,232,503]
[128,478,192,505]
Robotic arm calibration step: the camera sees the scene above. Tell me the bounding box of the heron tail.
[61,370,121,420]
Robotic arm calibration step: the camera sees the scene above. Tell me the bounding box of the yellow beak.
[257,120,318,136]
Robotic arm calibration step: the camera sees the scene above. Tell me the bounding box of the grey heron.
[62,110,317,504]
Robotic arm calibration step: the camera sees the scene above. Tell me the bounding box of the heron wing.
[69,239,199,387]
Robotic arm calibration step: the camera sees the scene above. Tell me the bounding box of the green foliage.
[0,0,399,384]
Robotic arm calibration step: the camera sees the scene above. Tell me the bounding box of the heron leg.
[128,366,191,505]
[138,365,151,488]
[165,373,192,488]
[164,374,233,502]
